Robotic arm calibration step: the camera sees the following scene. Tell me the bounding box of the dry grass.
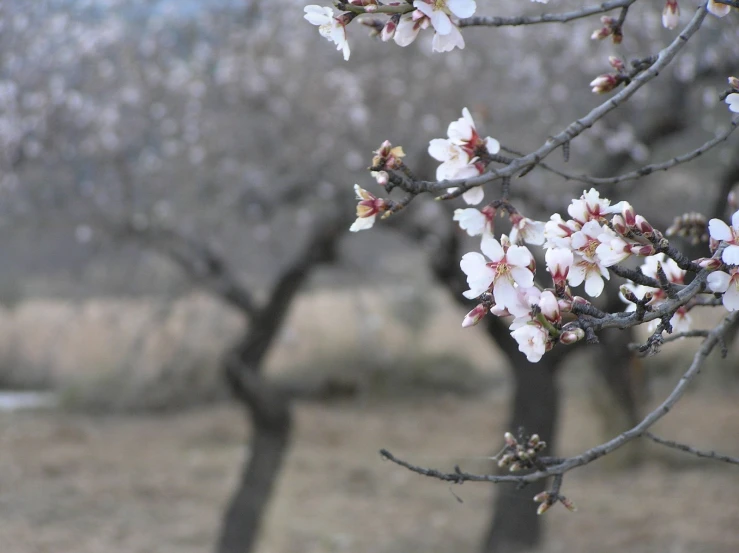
[2,386,739,553]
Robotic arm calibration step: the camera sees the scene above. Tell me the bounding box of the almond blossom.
[304,6,351,61]
[511,323,549,363]
[453,206,495,239]
[545,247,573,286]
[394,11,429,47]
[460,234,535,312]
[708,268,739,311]
[708,209,739,265]
[567,188,622,225]
[349,185,386,232]
[662,0,680,29]
[509,213,545,246]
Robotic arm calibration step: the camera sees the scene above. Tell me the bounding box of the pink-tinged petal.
[506,245,533,267]
[732,209,739,230]
[453,208,486,236]
[480,234,504,261]
[428,138,452,162]
[723,284,739,311]
[463,289,481,299]
[510,266,534,288]
[413,1,434,18]
[432,27,465,51]
[353,184,371,201]
[394,14,421,47]
[707,271,730,293]
[349,215,375,232]
[493,276,517,310]
[722,244,739,265]
[462,185,484,205]
[584,272,605,297]
[448,0,477,18]
[708,218,733,241]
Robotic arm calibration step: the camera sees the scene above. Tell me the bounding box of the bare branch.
[644,432,739,466]
[459,0,636,27]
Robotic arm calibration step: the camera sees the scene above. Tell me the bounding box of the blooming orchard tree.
[306,0,739,527]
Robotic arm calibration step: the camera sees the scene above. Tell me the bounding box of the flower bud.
[611,214,627,235]
[591,26,612,40]
[504,432,517,447]
[662,0,680,29]
[696,257,722,270]
[497,453,514,468]
[590,74,620,94]
[371,170,389,186]
[381,19,396,41]
[528,434,541,447]
[462,304,488,328]
[560,328,585,345]
[608,56,625,71]
[537,502,551,515]
[533,492,550,503]
[635,214,653,235]
[729,76,739,91]
[539,290,561,323]
[622,202,636,228]
[629,244,656,256]
[560,497,578,512]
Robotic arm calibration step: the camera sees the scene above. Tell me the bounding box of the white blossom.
[453,207,494,238]
[428,138,471,180]
[708,209,739,265]
[349,184,385,232]
[304,6,351,61]
[708,269,739,311]
[510,215,545,246]
[460,234,534,311]
[511,323,548,363]
[567,188,621,224]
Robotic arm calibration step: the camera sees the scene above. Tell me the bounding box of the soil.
[2,387,739,553]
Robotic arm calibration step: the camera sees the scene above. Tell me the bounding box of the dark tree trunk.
[480,324,561,553]
[217,396,292,553]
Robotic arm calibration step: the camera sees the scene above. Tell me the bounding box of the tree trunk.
[216,396,292,553]
[481,350,560,553]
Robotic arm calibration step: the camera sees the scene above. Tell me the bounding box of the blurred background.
[0,1,738,552]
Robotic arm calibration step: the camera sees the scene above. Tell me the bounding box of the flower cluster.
[304,0,476,59]
[457,188,685,362]
[707,209,739,310]
[429,108,500,205]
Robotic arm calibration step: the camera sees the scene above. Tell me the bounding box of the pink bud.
[622,202,636,227]
[728,76,739,91]
[539,291,561,323]
[608,56,625,71]
[696,257,722,270]
[590,74,620,94]
[533,492,549,503]
[611,214,627,235]
[462,304,488,328]
[591,27,612,40]
[635,214,653,235]
[381,20,396,41]
[561,497,578,512]
[662,0,680,29]
[629,244,656,256]
[560,328,585,345]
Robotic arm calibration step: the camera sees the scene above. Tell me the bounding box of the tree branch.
[644,432,739,466]
[459,0,636,27]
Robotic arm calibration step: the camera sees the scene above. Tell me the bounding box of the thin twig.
[460,0,636,27]
[644,432,739,466]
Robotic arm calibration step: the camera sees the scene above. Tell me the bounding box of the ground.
[2,384,739,553]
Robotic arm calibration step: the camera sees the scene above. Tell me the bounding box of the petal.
[732,209,739,230]
[349,215,375,232]
[707,0,730,17]
[303,5,332,24]
[709,218,733,241]
[584,272,604,297]
[567,262,586,287]
[448,0,477,18]
[484,137,500,154]
[510,266,534,288]
[480,234,504,261]
[707,271,730,292]
[460,251,487,276]
[493,275,517,310]
[462,185,484,205]
[453,208,486,236]
[429,10,452,34]
[461,107,475,128]
[428,138,452,162]
[506,245,533,267]
[722,245,739,266]
[723,284,739,311]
